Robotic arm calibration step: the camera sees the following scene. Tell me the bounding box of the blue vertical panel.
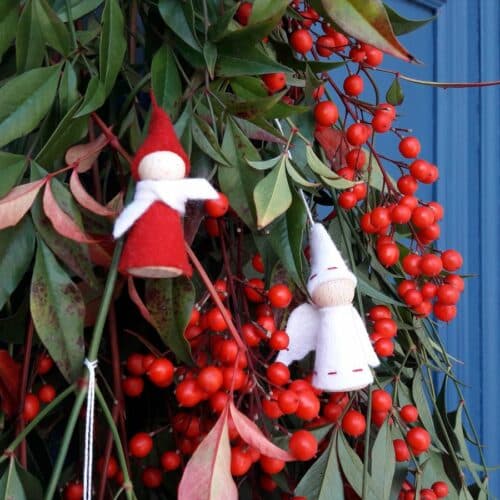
[436,0,500,494]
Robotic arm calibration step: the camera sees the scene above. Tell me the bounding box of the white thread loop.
[83,359,98,500]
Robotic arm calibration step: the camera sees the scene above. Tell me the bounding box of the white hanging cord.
[274,119,315,225]
[83,358,98,500]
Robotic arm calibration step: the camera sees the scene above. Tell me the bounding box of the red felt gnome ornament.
[113,95,218,278]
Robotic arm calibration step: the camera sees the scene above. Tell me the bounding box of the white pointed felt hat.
[307,223,357,295]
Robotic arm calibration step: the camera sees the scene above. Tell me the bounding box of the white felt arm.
[351,307,380,368]
[183,179,219,201]
[276,303,320,366]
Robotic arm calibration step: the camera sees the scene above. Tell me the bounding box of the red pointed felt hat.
[131,93,190,179]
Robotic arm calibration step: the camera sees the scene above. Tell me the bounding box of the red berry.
[175,379,205,407]
[323,402,343,422]
[269,330,289,350]
[262,397,283,419]
[314,101,339,126]
[393,439,411,461]
[398,175,418,195]
[409,159,432,183]
[141,467,163,488]
[207,307,228,331]
[364,45,383,66]
[377,243,400,267]
[97,456,118,479]
[129,432,153,458]
[147,358,174,387]
[161,451,181,471]
[444,274,465,292]
[37,354,53,375]
[231,446,252,476]
[312,85,325,100]
[369,305,392,321]
[372,111,393,133]
[343,75,364,96]
[349,46,366,62]
[402,254,421,276]
[372,389,393,412]
[204,193,229,218]
[436,284,460,305]
[23,393,40,422]
[243,278,266,303]
[338,191,358,210]
[268,284,292,308]
[316,35,336,57]
[289,430,318,461]
[378,103,396,120]
[38,384,56,404]
[216,338,239,364]
[64,481,84,500]
[428,201,444,221]
[278,390,299,414]
[397,279,417,298]
[259,455,285,475]
[420,489,437,500]
[290,29,313,54]
[242,323,261,347]
[266,362,290,386]
[345,149,366,169]
[235,2,252,25]
[122,376,144,397]
[371,207,391,228]
[205,217,220,236]
[295,389,320,420]
[198,366,223,393]
[411,206,435,228]
[251,253,264,273]
[375,338,394,357]
[352,182,367,201]
[419,254,443,277]
[432,481,449,498]
[404,289,423,308]
[400,405,419,423]
[421,282,438,299]
[342,410,366,437]
[262,73,287,94]
[433,303,457,322]
[441,249,463,271]
[373,318,397,338]
[406,426,431,454]
[346,123,370,146]
[399,137,421,158]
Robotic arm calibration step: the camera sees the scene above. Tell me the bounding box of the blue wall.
[383,0,500,494]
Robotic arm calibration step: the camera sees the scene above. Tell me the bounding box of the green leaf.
[30,163,98,288]
[337,432,378,497]
[99,0,126,96]
[384,4,436,36]
[217,45,292,78]
[285,158,320,187]
[268,189,307,286]
[16,0,45,72]
[208,3,240,42]
[254,157,292,229]
[158,0,202,52]
[306,146,358,189]
[145,278,194,365]
[59,62,79,114]
[0,217,35,311]
[358,275,404,306]
[192,116,230,167]
[36,0,71,56]
[315,0,413,61]
[0,0,18,63]
[0,153,28,198]
[247,156,282,171]
[15,465,43,500]
[0,458,27,500]
[295,432,344,500]
[54,0,104,21]
[76,76,106,117]
[31,239,85,382]
[371,421,395,499]
[203,42,218,80]
[219,119,263,228]
[386,77,404,106]
[0,65,60,149]
[36,100,88,168]
[152,44,183,119]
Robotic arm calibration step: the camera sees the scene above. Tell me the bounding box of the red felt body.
[119,202,192,277]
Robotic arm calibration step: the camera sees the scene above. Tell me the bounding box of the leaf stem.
[64,0,78,52]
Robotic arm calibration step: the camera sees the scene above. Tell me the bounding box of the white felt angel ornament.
[277,223,380,392]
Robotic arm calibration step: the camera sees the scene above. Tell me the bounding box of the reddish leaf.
[178,407,237,500]
[0,180,46,230]
[314,127,350,170]
[128,277,155,327]
[42,182,99,244]
[318,0,414,61]
[229,401,293,461]
[88,242,113,268]
[65,133,108,173]
[0,350,20,418]
[69,169,116,217]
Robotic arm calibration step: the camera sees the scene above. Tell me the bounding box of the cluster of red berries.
[122,353,174,397]
[398,480,449,499]
[367,305,397,358]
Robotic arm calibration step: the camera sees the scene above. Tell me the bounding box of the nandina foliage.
[0,0,491,499]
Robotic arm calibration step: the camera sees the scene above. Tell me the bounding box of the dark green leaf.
[16,0,45,72]
[203,42,218,79]
[285,158,319,187]
[0,65,60,148]
[358,275,404,306]
[152,45,183,119]
[0,217,35,311]
[384,4,435,36]
[0,0,18,63]
[386,77,404,105]
[0,295,29,344]
[208,3,240,42]
[145,277,194,364]
[54,0,104,21]
[59,62,79,114]
[99,0,126,96]
[76,76,106,117]
[371,421,395,499]
[192,116,230,166]
[268,189,307,286]
[158,0,202,52]
[0,458,27,500]
[36,0,71,56]
[421,452,459,498]
[254,158,292,229]
[315,0,413,61]
[219,119,263,228]
[0,153,27,198]
[31,239,85,382]
[295,432,344,500]
[36,100,88,168]
[30,163,98,288]
[15,465,43,500]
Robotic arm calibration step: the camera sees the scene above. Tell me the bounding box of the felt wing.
[276,303,320,366]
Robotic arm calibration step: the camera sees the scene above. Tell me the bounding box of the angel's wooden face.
[311,279,355,308]
[138,151,186,180]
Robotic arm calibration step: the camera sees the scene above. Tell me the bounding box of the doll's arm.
[276,303,320,366]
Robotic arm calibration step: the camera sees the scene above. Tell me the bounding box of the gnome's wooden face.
[311,279,356,308]
[137,151,187,181]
